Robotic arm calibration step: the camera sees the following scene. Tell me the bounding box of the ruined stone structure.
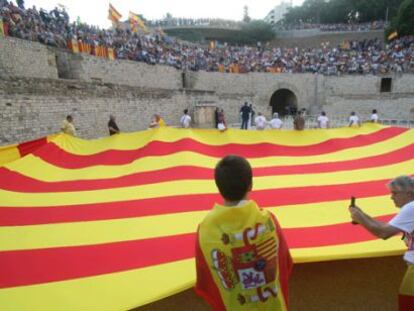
[0,36,413,144]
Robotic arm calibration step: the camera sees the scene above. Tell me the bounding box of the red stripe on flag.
[1,141,413,193]
[17,137,48,157]
[0,215,394,289]
[31,127,407,168]
[0,179,394,226]
[0,233,196,289]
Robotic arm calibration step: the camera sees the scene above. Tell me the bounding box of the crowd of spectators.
[275,21,387,32]
[147,17,241,29]
[1,1,413,75]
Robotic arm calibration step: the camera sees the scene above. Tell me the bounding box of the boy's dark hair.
[214,155,252,201]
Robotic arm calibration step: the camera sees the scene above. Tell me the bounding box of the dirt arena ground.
[136,256,405,311]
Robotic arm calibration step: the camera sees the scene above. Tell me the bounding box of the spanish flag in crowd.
[388,31,398,41]
[108,3,122,24]
[129,11,147,33]
[0,20,5,37]
[0,124,412,310]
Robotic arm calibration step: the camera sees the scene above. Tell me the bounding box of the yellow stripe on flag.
[108,3,122,23]
[0,20,5,37]
[0,125,413,310]
[388,31,398,41]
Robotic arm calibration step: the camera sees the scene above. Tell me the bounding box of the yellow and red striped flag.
[0,20,5,37]
[129,11,147,33]
[0,124,411,309]
[388,31,398,41]
[108,3,122,24]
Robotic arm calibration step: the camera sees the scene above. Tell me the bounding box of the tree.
[243,5,251,23]
[283,0,403,25]
[394,0,414,36]
[241,20,275,44]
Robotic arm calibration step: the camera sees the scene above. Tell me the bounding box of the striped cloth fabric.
[0,124,411,310]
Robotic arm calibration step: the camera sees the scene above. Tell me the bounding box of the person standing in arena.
[317,111,330,129]
[149,114,166,128]
[348,112,361,127]
[270,112,283,129]
[370,109,379,123]
[108,115,120,135]
[293,111,305,130]
[255,112,267,130]
[195,155,292,311]
[217,109,227,132]
[180,109,192,128]
[61,115,76,136]
[240,102,251,130]
[349,176,414,310]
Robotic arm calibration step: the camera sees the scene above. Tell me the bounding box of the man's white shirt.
[389,201,414,264]
[317,115,329,128]
[270,118,283,129]
[349,115,360,126]
[180,114,191,128]
[255,116,267,130]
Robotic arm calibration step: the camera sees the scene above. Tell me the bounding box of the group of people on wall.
[60,108,380,137]
[1,1,414,75]
[195,154,414,311]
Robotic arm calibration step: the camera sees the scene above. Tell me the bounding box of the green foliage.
[395,0,414,36]
[243,6,251,23]
[283,0,403,24]
[240,21,275,44]
[385,0,414,39]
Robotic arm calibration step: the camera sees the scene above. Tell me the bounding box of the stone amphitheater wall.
[0,37,58,79]
[0,36,413,144]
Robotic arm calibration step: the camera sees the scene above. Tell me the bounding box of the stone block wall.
[0,37,58,79]
[321,75,414,120]
[68,53,183,90]
[0,78,190,144]
[0,36,413,144]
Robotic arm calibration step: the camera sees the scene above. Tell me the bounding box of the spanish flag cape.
[195,200,292,310]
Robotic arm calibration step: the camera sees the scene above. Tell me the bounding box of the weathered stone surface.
[0,37,58,79]
[0,36,413,145]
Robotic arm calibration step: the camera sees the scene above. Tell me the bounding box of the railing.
[229,116,414,129]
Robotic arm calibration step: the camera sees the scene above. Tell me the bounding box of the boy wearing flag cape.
[195,155,292,310]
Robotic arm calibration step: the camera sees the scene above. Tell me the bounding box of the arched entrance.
[270,89,298,117]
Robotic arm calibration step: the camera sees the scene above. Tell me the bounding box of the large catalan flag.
[0,124,411,310]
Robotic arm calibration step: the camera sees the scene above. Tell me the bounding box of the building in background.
[264,1,293,25]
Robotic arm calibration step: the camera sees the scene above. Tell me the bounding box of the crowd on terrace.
[275,21,387,32]
[1,0,414,75]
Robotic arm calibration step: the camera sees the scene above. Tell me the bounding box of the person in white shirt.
[180,109,192,128]
[317,111,330,129]
[348,111,361,127]
[254,112,267,130]
[370,109,379,123]
[270,112,283,129]
[349,176,414,310]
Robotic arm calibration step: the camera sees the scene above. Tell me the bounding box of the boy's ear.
[248,181,253,192]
